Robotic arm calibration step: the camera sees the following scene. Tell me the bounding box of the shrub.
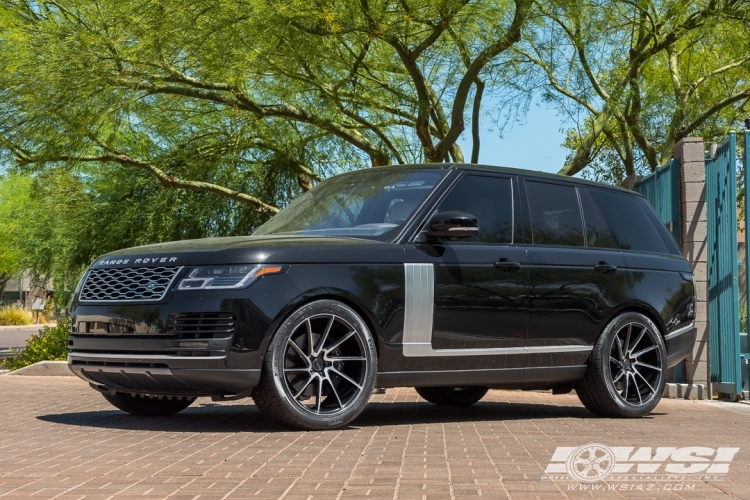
[1,318,70,370]
[0,306,32,326]
[741,302,748,334]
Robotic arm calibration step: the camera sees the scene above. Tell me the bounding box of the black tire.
[415,386,488,407]
[252,300,377,430]
[576,312,666,418]
[102,392,195,416]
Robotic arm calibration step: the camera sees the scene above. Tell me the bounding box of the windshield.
[253,169,445,239]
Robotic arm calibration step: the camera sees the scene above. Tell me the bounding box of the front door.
[402,173,529,380]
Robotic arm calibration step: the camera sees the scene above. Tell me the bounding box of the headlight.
[177,264,284,290]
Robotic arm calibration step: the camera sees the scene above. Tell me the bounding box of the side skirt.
[377,365,586,389]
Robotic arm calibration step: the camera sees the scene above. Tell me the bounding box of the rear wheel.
[102,392,195,416]
[252,300,377,430]
[576,312,666,417]
[415,386,488,407]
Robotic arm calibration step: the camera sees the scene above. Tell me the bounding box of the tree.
[513,0,750,179]
[0,0,532,213]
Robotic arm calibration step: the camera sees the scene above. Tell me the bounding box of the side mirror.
[424,211,479,240]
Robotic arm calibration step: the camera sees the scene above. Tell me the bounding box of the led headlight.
[177,264,284,290]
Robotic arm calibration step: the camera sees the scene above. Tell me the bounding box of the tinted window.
[525,181,584,246]
[579,188,617,248]
[588,188,669,254]
[437,175,513,243]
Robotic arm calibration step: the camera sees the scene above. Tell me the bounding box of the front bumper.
[665,322,697,368]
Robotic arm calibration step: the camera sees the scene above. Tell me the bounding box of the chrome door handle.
[593,261,618,274]
[494,258,521,272]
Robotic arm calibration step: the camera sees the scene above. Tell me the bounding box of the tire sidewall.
[598,312,667,416]
[266,300,377,429]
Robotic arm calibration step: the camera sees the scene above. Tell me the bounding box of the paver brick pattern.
[1,376,749,499]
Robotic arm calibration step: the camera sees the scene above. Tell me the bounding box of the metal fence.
[634,158,681,245]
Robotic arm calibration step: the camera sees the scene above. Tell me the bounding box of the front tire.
[102,392,195,416]
[252,300,377,430]
[415,386,488,407]
[576,312,666,418]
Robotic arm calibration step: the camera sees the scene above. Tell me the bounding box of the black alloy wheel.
[576,312,666,418]
[102,392,195,416]
[253,300,377,430]
[415,386,488,407]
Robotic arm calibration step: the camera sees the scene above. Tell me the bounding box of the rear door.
[522,179,626,374]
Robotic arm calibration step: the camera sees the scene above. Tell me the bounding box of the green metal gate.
[705,133,742,396]
[634,158,681,245]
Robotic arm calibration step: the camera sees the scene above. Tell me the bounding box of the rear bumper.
[68,359,260,397]
[665,322,697,368]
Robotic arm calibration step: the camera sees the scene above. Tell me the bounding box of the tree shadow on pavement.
[35,399,643,433]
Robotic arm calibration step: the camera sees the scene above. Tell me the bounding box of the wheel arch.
[607,303,667,338]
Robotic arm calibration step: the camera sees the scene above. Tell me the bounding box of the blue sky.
[455,102,570,174]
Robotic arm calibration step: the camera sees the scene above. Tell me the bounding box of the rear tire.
[252,300,377,430]
[415,386,488,407]
[576,312,666,418]
[102,392,194,416]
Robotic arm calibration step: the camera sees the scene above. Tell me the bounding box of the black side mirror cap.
[424,211,479,240]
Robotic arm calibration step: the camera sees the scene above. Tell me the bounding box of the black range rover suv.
[68,165,696,430]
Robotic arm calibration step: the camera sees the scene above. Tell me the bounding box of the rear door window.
[525,181,584,247]
[437,175,513,243]
[579,188,618,249]
[588,188,669,254]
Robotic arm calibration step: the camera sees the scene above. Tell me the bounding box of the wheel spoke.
[325,375,344,410]
[609,356,620,365]
[633,368,655,394]
[631,345,657,359]
[326,356,366,362]
[612,369,625,384]
[293,375,315,400]
[621,372,630,400]
[315,377,323,414]
[632,373,643,404]
[629,326,647,354]
[288,340,310,366]
[326,330,356,353]
[623,323,632,354]
[284,367,311,374]
[305,318,315,356]
[615,335,624,360]
[315,315,335,355]
[634,360,662,372]
[329,367,362,390]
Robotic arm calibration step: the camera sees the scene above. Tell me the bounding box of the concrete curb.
[663,382,706,400]
[5,361,73,377]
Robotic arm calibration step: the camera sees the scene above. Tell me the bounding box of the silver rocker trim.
[403,263,593,357]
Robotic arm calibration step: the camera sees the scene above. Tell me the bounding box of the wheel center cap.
[311,357,326,372]
[622,358,632,371]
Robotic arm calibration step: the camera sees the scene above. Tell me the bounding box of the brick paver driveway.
[1,376,749,499]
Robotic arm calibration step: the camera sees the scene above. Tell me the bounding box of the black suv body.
[68,165,696,429]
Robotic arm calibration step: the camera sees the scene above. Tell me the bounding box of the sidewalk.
[0,323,55,348]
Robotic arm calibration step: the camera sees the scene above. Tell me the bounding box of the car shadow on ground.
[35,400,653,433]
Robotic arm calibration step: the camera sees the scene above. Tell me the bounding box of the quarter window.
[525,181,584,247]
[588,188,669,254]
[437,175,513,244]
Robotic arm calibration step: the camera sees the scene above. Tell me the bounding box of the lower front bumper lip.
[68,361,260,396]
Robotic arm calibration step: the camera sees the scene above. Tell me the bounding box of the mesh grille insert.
[80,267,182,302]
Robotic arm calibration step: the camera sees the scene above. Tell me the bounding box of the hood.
[90,235,403,269]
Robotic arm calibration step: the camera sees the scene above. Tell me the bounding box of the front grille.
[166,312,237,339]
[80,266,182,302]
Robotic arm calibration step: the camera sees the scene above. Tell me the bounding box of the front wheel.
[252,300,377,430]
[102,392,195,416]
[415,386,488,407]
[576,312,666,418]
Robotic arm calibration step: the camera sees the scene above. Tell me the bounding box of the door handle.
[494,258,521,272]
[593,261,618,274]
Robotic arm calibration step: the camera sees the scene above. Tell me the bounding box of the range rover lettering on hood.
[97,256,178,266]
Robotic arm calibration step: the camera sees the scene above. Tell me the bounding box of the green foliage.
[0,305,31,326]
[1,318,70,370]
[741,302,748,334]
